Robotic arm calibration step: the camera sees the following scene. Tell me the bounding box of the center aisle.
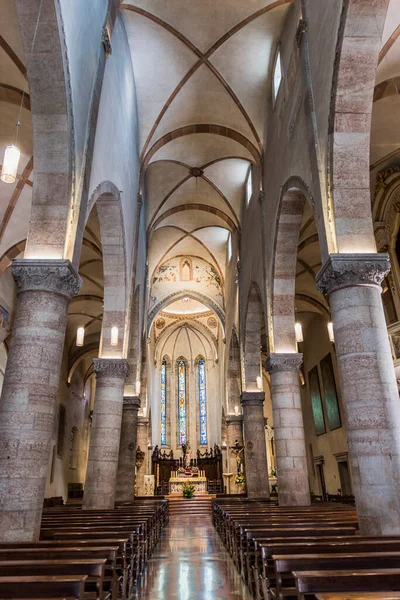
[133,514,253,600]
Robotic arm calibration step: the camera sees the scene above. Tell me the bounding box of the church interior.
[1,0,400,598]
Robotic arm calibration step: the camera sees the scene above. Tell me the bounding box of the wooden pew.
[0,559,107,600]
[0,574,87,599]
[294,569,400,600]
[273,553,400,600]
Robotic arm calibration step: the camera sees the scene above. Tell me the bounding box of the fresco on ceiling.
[150,257,223,309]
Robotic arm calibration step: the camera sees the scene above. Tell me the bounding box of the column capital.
[93,358,130,379]
[316,253,390,296]
[226,414,244,425]
[123,396,141,410]
[240,391,265,406]
[137,415,149,426]
[12,259,81,299]
[265,352,303,374]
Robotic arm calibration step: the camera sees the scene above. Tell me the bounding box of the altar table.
[169,476,207,496]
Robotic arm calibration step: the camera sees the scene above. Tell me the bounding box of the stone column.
[240,391,270,499]
[0,259,80,541]
[265,353,310,506]
[226,414,244,494]
[135,416,149,496]
[83,358,129,510]
[317,253,400,535]
[115,396,140,503]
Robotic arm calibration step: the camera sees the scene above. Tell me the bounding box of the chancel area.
[1,0,400,599]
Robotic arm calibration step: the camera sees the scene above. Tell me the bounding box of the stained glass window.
[178,360,187,446]
[160,360,166,446]
[198,359,207,445]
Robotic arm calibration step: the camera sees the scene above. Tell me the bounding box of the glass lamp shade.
[256,375,262,390]
[1,145,21,184]
[295,322,304,343]
[327,321,335,343]
[135,380,141,395]
[76,327,85,347]
[111,326,119,346]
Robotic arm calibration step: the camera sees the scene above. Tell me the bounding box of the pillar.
[0,259,80,541]
[265,353,310,506]
[240,391,270,499]
[115,396,140,503]
[317,253,400,535]
[135,415,149,496]
[83,358,129,510]
[226,414,244,493]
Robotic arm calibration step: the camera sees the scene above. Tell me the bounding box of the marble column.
[115,396,140,503]
[83,358,129,510]
[226,414,244,494]
[0,259,80,541]
[240,391,270,499]
[265,353,310,506]
[135,416,149,496]
[317,253,400,535]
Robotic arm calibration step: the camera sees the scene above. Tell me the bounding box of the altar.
[169,476,207,496]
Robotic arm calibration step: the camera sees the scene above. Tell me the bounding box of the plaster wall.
[301,313,349,496]
[89,15,140,280]
[44,353,89,501]
[59,0,108,192]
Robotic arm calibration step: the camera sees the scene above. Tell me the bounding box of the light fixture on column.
[327,321,335,343]
[76,326,85,347]
[256,375,262,390]
[135,380,141,396]
[295,322,303,343]
[1,0,43,184]
[234,405,240,416]
[111,326,119,346]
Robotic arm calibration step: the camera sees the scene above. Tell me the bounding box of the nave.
[133,513,252,600]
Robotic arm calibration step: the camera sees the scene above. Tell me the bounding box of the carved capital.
[240,391,265,407]
[123,396,141,411]
[12,259,81,299]
[226,414,244,425]
[316,253,390,296]
[265,352,303,374]
[93,358,130,379]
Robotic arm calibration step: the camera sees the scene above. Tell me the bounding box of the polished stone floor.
[132,515,253,600]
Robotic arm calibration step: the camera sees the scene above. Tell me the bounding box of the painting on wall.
[320,353,341,431]
[309,365,326,436]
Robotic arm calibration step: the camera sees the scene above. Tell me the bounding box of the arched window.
[198,358,207,445]
[273,48,282,101]
[160,360,167,445]
[178,360,187,445]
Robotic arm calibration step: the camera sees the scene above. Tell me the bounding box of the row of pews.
[213,497,400,600]
[0,498,168,600]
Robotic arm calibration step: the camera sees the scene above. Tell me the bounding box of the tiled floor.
[132,515,253,600]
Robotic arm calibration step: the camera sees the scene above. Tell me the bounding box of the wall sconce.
[234,405,240,416]
[135,380,141,396]
[256,375,262,390]
[327,321,335,343]
[111,326,119,346]
[76,326,85,347]
[295,322,303,343]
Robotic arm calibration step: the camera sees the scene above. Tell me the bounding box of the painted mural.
[150,257,223,309]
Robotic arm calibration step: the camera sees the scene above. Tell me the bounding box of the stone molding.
[240,391,265,407]
[265,353,303,374]
[226,414,243,425]
[316,253,390,296]
[93,358,130,379]
[137,415,149,426]
[12,259,81,299]
[123,396,141,411]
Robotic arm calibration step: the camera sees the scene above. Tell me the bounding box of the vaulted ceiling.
[122,0,292,318]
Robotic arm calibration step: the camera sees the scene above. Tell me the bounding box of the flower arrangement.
[182,481,196,498]
[235,472,245,486]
